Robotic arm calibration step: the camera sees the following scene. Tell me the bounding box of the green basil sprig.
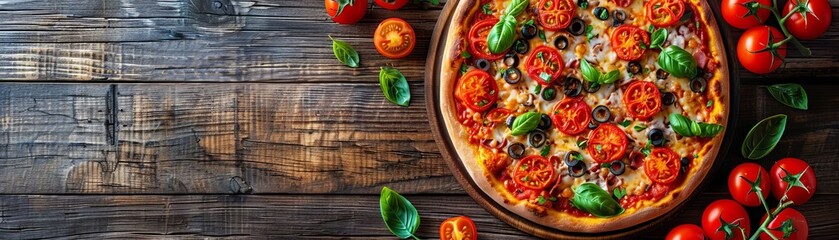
[658,45,698,78]
[669,113,724,138]
[572,183,625,217]
[764,83,808,110]
[580,60,620,88]
[379,67,411,107]
[649,28,667,49]
[742,114,787,160]
[329,35,360,68]
[487,0,528,53]
[380,187,420,239]
[510,111,540,136]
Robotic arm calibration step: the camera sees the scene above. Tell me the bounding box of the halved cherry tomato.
[456,69,498,112]
[646,0,686,27]
[550,97,591,136]
[526,46,565,86]
[468,18,507,60]
[374,18,416,59]
[622,81,662,119]
[610,25,650,61]
[644,147,681,184]
[537,0,577,30]
[587,123,628,163]
[484,108,512,124]
[325,0,368,25]
[375,0,408,10]
[513,155,556,190]
[440,216,478,240]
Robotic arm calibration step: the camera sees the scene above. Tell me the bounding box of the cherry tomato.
[783,0,833,40]
[728,162,771,207]
[645,0,686,27]
[737,26,787,74]
[324,0,368,25]
[702,199,751,240]
[610,25,651,61]
[722,0,772,29]
[550,97,592,136]
[484,108,512,124]
[587,124,628,163]
[759,208,808,240]
[622,81,662,119]
[513,155,556,190]
[373,18,416,59]
[666,224,706,240]
[644,147,681,184]
[375,0,408,10]
[468,18,507,60]
[537,0,577,30]
[526,46,565,86]
[439,216,478,240]
[455,70,498,113]
[770,157,816,205]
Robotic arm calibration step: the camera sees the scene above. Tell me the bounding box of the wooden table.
[0,0,836,239]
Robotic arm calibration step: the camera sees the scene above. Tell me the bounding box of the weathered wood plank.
[0,193,835,239]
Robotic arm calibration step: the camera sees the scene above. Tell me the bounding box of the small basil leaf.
[649,28,667,49]
[742,114,787,160]
[379,187,420,239]
[487,15,517,54]
[658,45,698,79]
[511,112,541,136]
[329,36,360,68]
[697,123,724,138]
[505,0,528,17]
[572,183,624,217]
[764,83,808,110]
[379,67,411,107]
[669,113,694,137]
[600,70,620,84]
[669,113,723,138]
[580,60,600,83]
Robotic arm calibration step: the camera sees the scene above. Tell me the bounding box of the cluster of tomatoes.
[723,0,832,74]
[666,157,817,240]
[324,0,417,59]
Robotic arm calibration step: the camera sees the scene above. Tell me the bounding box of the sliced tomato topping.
[587,123,628,163]
[622,81,663,119]
[550,97,591,136]
[610,25,651,61]
[526,46,565,86]
[455,69,498,112]
[373,18,415,59]
[468,18,506,60]
[644,147,681,184]
[646,0,686,27]
[537,0,576,30]
[439,216,478,240]
[484,108,512,124]
[513,155,556,190]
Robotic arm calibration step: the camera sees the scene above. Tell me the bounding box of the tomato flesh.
[439,216,478,240]
[783,0,832,40]
[456,70,498,113]
[623,81,662,119]
[468,18,507,60]
[737,26,786,74]
[375,0,408,10]
[728,162,770,207]
[484,108,512,124]
[587,124,628,163]
[644,147,680,184]
[526,46,565,86]
[374,18,416,59]
[770,158,816,205]
[646,0,686,27]
[324,0,368,25]
[512,156,556,190]
[610,25,650,61]
[537,0,577,30]
[550,97,591,136]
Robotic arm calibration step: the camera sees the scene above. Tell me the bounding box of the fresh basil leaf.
[577,139,588,149]
[379,67,411,107]
[505,0,528,17]
[669,113,695,137]
[538,29,547,43]
[487,15,517,54]
[540,145,551,157]
[511,112,540,136]
[618,120,631,127]
[649,28,667,49]
[572,183,624,217]
[481,3,492,14]
[600,70,620,84]
[380,187,420,239]
[580,60,600,83]
[613,188,627,199]
[742,114,787,160]
[658,45,698,79]
[532,85,542,95]
[764,83,808,110]
[633,124,647,132]
[698,123,724,138]
[329,36,360,68]
[585,25,595,41]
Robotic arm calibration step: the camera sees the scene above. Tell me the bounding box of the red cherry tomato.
[770,158,816,205]
[610,25,651,61]
[512,155,556,190]
[666,224,706,240]
[645,0,686,27]
[759,208,809,240]
[644,147,681,184]
[468,18,507,61]
[439,216,478,240]
[526,46,565,86]
[783,0,833,40]
[728,162,771,207]
[550,97,592,136]
[537,0,577,30]
[374,18,416,59]
[455,69,498,113]
[722,0,772,29]
[622,81,662,119]
[702,199,751,240]
[324,0,368,25]
[375,0,408,10]
[737,26,787,74]
[587,124,628,163]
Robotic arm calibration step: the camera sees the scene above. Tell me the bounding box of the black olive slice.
[564,151,583,167]
[680,157,691,173]
[613,10,627,23]
[563,77,582,97]
[504,68,522,84]
[627,61,642,74]
[513,38,529,54]
[609,160,626,176]
[508,142,526,159]
[661,92,676,105]
[528,130,548,148]
[568,18,586,36]
[588,120,599,129]
[504,53,519,68]
[506,115,516,129]
[583,80,601,93]
[476,58,490,72]
[521,23,538,39]
[537,114,552,130]
[648,128,665,147]
[554,36,569,50]
[656,69,670,79]
[593,7,609,20]
[541,85,557,101]
[690,77,707,93]
[569,161,588,177]
[592,105,612,123]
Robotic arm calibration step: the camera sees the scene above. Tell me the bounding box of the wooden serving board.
[424,0,741,238]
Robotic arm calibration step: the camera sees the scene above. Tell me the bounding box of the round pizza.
[435,0,730,233]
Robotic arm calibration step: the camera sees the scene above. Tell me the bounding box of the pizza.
[435,0,730,233]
